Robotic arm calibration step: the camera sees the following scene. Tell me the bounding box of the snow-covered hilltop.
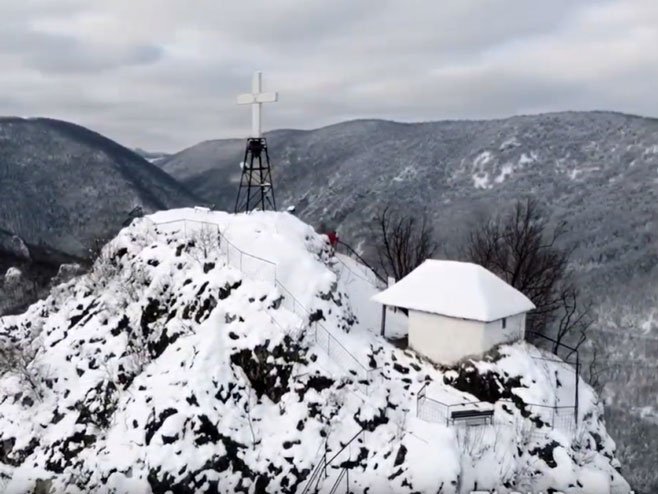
[0,209,630,493]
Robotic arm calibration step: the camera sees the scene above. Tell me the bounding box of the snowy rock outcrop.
[3,267,23,288]
[0,209,629,493]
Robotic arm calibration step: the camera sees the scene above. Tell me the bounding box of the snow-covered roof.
[372,260,535,322]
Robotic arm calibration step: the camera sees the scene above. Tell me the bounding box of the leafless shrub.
[0,341,43,400]
[87,236,111,263]
[372,205,437,281]
[189,225,222,263]
[582,337,612,394]
[86,244,123,290]
[124,327,152,376]
[112,265,153,310]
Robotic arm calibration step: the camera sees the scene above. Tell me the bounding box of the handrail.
[527,330,578,361]
[527,330,580,425]
[313,322,370,379]
[336,240,386,284]
[334,255,381,288]
[300,438,329,494]
[300,428,364,494]
[416,385,576,431]
[418,394,576,412]
[325,428,364,466]
[328,468,347,494]
[150,218,277,268]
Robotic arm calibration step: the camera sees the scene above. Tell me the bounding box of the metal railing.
[334,251,385,290]
[328,467,348,494]
[526,403,576,435]
[301,428,365,494]
[274,278,375,384]
[416,383,576,435]
[301,438,330,494]
[416,382,450,424]
[147,217,375,387]
[150,218,278,283]
[527,330,581,425]
[336,240,386,285]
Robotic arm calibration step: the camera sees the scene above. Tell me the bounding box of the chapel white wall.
[483,312,526,348]
[408,311,526,366]
[408,311,486,365]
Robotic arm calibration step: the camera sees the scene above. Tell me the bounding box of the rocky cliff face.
[0,208,629,493]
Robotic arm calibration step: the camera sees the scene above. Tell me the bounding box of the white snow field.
[0,208,630,493]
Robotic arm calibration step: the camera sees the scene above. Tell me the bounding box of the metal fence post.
[324,442,328,479]
[575,352,580,427]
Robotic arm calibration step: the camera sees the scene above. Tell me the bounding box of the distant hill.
[133,147,171,165]
[0,117,199,259]
[159,136,247,209]
[0,117,199,314]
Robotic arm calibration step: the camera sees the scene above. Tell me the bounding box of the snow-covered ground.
[0,208,630,493]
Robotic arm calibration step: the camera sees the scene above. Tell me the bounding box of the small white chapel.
[372,260,535,366]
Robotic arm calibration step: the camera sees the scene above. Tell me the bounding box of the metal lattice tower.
[234,72,278,213]
[234,137,276,212]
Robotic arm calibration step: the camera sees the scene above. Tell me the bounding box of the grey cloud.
[0,0,657,151]
[0,28,163,73]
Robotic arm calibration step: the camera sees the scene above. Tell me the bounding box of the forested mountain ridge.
[0,117,199,314]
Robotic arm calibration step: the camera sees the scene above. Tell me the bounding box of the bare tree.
[373,206,437,281]
[554,285,591,356]
[189,224,221,263]
[87,235,112,264]
[465,197,589,353]
[582,337,613,394]
[0,342,43,400]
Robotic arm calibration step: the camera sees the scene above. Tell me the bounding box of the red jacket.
[327,231,338,246]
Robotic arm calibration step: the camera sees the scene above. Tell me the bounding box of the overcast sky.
[1,0,657,152]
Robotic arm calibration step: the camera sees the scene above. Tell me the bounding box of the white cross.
[236,71,278,138]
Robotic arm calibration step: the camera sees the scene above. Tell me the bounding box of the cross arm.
[256,91,278,103]
[237,93,255,105]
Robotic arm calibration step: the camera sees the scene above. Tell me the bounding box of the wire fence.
[335,240,386,284]
[416,383,576,436]
[146,217,376,387]
[334,252,385,290]
[273,279,375,384]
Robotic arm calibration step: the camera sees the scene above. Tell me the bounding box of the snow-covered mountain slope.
[0,209,629,493]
